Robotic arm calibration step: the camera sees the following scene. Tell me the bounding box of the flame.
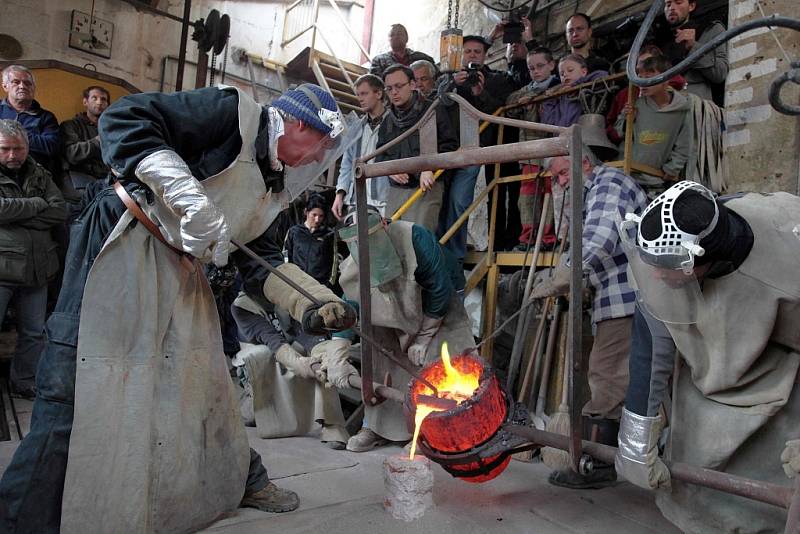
[409,342,480,459]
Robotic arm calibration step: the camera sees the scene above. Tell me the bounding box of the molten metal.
[409,343,479,459]
[405,344,511,482]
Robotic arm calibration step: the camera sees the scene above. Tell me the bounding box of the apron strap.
[113,181,195,270]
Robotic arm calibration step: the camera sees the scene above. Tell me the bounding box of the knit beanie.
[271,83,338,135]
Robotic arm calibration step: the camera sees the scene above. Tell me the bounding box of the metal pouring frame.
[349,92,800,533]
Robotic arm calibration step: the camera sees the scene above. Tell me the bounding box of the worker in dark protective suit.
[615,181,800,533]
[0,83,358,534]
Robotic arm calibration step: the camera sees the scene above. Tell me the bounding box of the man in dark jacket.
[0,66,59,174]
[59,86,111,204]
[655,0,728,103]
[0,84,355,534]
[455,35,525,250]
[377,64,458,232]
[0,119,65,397]
[566,13,612,73]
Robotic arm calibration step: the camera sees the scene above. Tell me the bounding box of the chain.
[209,53,216,87]
[446,0,453,29]
[454,0,460,29]
[220,41,229,84]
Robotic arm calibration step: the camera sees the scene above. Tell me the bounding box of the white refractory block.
[383,454,434,522]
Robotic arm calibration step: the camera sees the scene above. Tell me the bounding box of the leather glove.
[274,344,321,381]
[305,301,357,334]
[312,338,359,389]
[135,149,230,266]
[781,439,800,479]
[529,265,571,300]
[615,407,671,490]
[407,315,443,366]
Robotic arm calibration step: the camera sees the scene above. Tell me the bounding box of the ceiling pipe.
[360,0,374,64]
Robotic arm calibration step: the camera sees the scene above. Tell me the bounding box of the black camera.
[503,9,525,44]
[465,62,482,86]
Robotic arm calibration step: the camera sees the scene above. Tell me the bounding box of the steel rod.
[356,137,569,179]
[784,477,800,533]
[568,124,584,473]
[175,0,192,91]
[508,425,795,511]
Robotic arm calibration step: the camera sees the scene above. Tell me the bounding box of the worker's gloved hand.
[407,315,443,366]
[615,407,671,490]
[274,344,319,380]
[263,263,356,334]
[320,302,357,330]
[135,149,230,266]
[312,338,359,389]
[781,439,800,479]
[304,301,357,335]
[529,265,571,300]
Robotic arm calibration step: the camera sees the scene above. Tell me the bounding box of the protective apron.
[657,192,800,533]
[339,221,474,441]
[61,87,285,533]
[233,293,348,443]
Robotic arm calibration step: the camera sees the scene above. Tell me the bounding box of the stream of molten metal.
[409,343,480,459]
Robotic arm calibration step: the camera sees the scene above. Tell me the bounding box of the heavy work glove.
[615,407,671,490]
[407,315,443,366]
[781,439,800,479]
[135,149,230,266]
[262,263,356,334]
[529,265,571,300]
[307,302,357,334]
[274,344,323,381]
[311,338,359,389]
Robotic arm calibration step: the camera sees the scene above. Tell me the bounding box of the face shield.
[339,208,403,287]
[283,109,362,200]
[617,212,705,325]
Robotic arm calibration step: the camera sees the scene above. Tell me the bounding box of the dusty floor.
[0,396,682,533]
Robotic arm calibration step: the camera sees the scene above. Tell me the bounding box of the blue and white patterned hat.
[271,83,342,137]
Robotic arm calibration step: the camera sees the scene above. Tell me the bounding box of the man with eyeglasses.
[375,64,458,233]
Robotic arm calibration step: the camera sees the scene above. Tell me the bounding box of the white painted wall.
[1,0,179,90]
[0,0,371,95]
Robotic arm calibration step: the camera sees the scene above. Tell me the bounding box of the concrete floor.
[0,397,682,533]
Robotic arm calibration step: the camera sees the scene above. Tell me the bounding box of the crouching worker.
[0,83,356,533]
[338,209,474,452]
[231,281,356,449]
[615,181,800,533]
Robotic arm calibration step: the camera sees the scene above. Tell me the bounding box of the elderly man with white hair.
[530,146,648,489]
[0,66,59,173]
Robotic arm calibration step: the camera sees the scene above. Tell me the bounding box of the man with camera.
[454,35,525,250]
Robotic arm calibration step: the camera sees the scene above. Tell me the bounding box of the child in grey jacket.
[613,55,693,195]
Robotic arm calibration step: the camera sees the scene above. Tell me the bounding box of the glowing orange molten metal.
[409,343,480,459]
[405,344,511,483]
